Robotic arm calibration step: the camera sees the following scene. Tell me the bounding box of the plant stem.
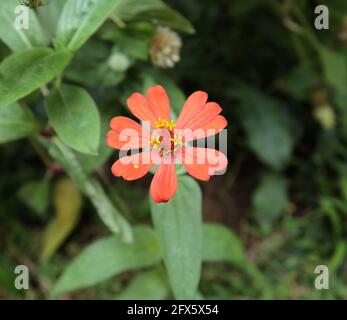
[40,85,49,97]
[96,168,133,221]
[55,74,62,88]
[110,14,126,28]
[28,136,52,167]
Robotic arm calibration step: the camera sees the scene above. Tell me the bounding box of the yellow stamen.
[155,118,176,131]
[150,136,161,149]
[133,164,139,169]
[155,118,167,128]
[166,119,176,131]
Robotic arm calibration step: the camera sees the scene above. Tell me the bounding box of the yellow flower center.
[150,120,182,157]
[150,135,161,149]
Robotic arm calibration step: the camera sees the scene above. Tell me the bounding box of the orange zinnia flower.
[106,85,228,203]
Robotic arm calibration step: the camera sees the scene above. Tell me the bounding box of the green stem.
[40,85,49,97]
[28,136,52,167]
[109,14,126,28]
[55,74,63,88]
[289,0,320,50]
[97,168,133,222]
[270,0,321,60]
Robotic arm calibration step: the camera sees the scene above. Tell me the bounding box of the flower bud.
[108,51,131,72]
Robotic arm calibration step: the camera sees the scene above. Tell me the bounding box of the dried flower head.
[20,0,46,9]
[149,27,182,69]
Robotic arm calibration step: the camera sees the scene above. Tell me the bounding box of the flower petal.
[183,102,222,131]
[111,151,153,181]
[107,130,140,150]
[176,91,208,129]
[150,162,177,203]
[176,147,228,181]
[181,115,227,142]
[110,116,150,137]
[146,85,171,121]
[127,92,157,127]
[107,116,150,150]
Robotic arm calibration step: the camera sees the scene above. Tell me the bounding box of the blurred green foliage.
[1,0,347,300]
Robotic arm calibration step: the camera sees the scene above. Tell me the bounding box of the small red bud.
[40,127,54,138]
[49,163,63,173]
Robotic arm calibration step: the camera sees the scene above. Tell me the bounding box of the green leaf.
[36,0,66,41]
[0,0,46,51]
[0,264,19,296]
[175,164,186,176]
[202,223,272,298]
[76,108,114,174]
[0,48,72,109]
[114,0,195,34]
[46,84,101,155]
[49,137,133,242]
[64,39,124,88]
[116,269,169,300]
[104,22,155,62]
[52,225,161,296]
[320,46,347,95]
[202,224,246,267]
[140,8,194,35]
[17,174,51,216]
[115,27,152,61]
[233,86,298,170]
[56,0,122,51]
[0,103,41,143]
[41,178,82,262]
[150,175,202,299]
[253,173,288,226]
[282,64,319,99]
